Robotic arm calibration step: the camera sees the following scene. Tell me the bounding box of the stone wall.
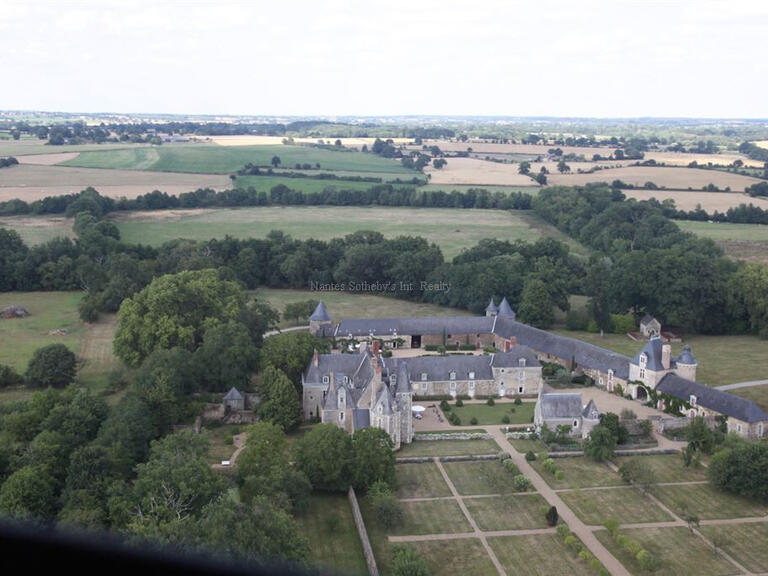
[347,486,379,576]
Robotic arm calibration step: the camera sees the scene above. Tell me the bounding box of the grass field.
[232,174,406,194]
[488,533,596,576]
[253,287,471,328]
[559,487,673,525]
[0,140,151,157]
[463,494,549,531]
[295,493,368,576]
[0,215,74,245]
[390,499,472,536]
[442,460,517,495]
[449,401,535,426]
[110,205,583,260]
[596,526,737,576]
[651,484,768,520]
[204,423,242,465]
[530,457,623,490]
[699,523,768,574]
[62,144,413,175]
[399,540,498,576]
[730,384,768,411]
[551,330,768,386]
[622,188,768,212]
[612,454,708,483]
[397,438,500,458]
[507,436,549,454]
[395,462,451,499]
[676,220,768,265]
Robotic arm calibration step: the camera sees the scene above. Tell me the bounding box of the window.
[413,382,419,390]
[450,371,456,380]
[391,374,397,384]
[378,406,382,414]
[469,371,475,379]
[608,369,614,382]
[468,381,475,390]
[639,368,646,380]
[573,420,579,428]
[518,386,524,394]
[758,423,764,437]
[639,353,647,368]
[689,395,697,407]
[339,412,344,422]
[737,423,743,433]
[343,376,349,384]
[421,373,427,381]
[322,375,329,384]
[450,381,456,390]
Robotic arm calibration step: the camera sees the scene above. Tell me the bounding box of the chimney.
[661,344,671,370]
[312,348,319,367]
[372,340,380,355]
[507,337,517,350]
[370,354,382,408]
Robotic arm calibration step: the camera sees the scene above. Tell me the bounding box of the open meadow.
[424,157,539,186]
[676,220,768,265]
[622,188,768,212]
[0,214,74,245]
[61,144,414,175]
[109,205,585,259]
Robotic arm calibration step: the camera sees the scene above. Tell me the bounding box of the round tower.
[675,344,698,382]
[309,301,332,335]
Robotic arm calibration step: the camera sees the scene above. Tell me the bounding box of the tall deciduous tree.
[195,321,258,391]
[257,366,302,431]
[25,344,77,388]
[295,424,351,491]
[351,428,395,490]
[518,278,555,328]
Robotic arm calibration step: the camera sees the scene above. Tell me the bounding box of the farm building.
[639,314,661,338]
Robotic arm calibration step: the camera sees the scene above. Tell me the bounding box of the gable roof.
[640,314,658,327]
[657,373,768,423]
[395,362,411,394]
[582,399,599,420]
[309,301,331,322]
[491,346,540,368]
[223,387,244,401]
[374,386,394,415]
[335,316,494,337]
[539,393,583,419]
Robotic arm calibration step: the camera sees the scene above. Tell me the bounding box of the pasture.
[252,287,471,328]
[623,188,768,212]
[547,165,763,191]
[61,144,414,175]
[552,330,768,386]
[424,157,539,186]
[676,220,768,265]
[232,174,409,194]
[109,205,581,259]
[0,164,230,201]
[0,215,74,245]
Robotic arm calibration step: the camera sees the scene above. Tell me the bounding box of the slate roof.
[309,301,331,322]
[582,399,599,420]
[353,409,370,430]
[677,344,697,365]
[497,297,515,318]
[657,373,768,423]
[494,318,631,379]
[374,386,394,415]
[303,353,367,385]
[631,337,666,371]
[395,362,411,394]
[539,393,584,419]
[640,314,658,327]
[491,346,540,368]
[223,387,244,401]
[335,316,495,337]
[485,298,498,313]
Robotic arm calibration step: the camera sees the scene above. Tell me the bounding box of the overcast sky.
[1,0,766,118]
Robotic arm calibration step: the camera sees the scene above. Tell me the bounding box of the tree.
[271,155,281,168]
[351,428,395,490]
[0,364,23,388]
[391,545,430,576]
[114,269,245,366]
[600,412,629,445]
[257,365,302,431]
[370,481,403,530]
[96,391,158,476]
[0,465,58,521]
[545,505,559,527]
[295,424,351,491]
[708,443,768,502]
[618,458,657,493]
[259,331,330,392]
[282,299,318,325]
[584,425,617,461]
[25,344,77,388]
[195,321,258,392]
[585,257,614,333]
[685,416,717,455]
[518,278,555,328]
[557,160,571,174]
[59,444,119,528]
[518,161,531,175]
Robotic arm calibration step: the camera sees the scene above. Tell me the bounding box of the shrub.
[514,396,522,405]
[545,505,559,527]
[564,534,578,549]
[611,313,635,334]
[636,549,660,571]
[501,415,511,424]
[391,546,429,576]
[504,460,520,474]
[0,365,23,388]
[603,518,619,536]
[554,470,565,480]
[619,408,637,420]
[470,417,478,425]
[487,397,495,406]
[498,452,510,462]
[556,524,570,538]
[543,458,558,475]
[455,398,464,407]
[525,451,536,461]
[513,475,532,491]
[369,481,403,530]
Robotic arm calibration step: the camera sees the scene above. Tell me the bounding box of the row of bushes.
[604,519,661,571]
[498,453,534,491]
[556,524,609,575]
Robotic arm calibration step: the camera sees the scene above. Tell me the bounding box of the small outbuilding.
[639,314,661,338]
[223,387,245,412]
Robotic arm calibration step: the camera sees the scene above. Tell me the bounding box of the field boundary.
[348,486,379,576]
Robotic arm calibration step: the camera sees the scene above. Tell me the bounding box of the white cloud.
[0,0,765,117]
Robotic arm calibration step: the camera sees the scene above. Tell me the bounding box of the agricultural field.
[622,188,768,212]
[551,330,768,386]
[295,493,368,576]
[0,164,230,201]
[676,220,768,265]
[61,144,414,175]
[232,174,417,195]
[448,401,535,426]
[421,183,539,195]
[109,205,584,259]
[208,135,413,148]
[424,157,539,186]
[253,287,471,328]
[0,138,151,157]
[0,214,74,245]
[547,165,763,191]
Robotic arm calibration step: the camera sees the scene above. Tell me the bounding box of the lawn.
[730,384,768,412]
[395,462,451,499]
[396,438,499,458]
[389,499,472,536]
[63,144,414,175]
[442,460,517,495]
[399,540,498,576]
[699,522,768,574]
[596,526,737,576]
[0,215,74,245]
[507,436,549,454]
[253,287,471,329]
[488,533,597,576]
[295,493,368,576]
[110,205,568,260]
[676,220,768,242]
[551,330,768,386]
[612,454,708,483]
[529,457,623,490]
[652,484,768,520]
[464,494,550,531]
[449,401,535,426]
[559,487,673,525]
[203,423,243,465]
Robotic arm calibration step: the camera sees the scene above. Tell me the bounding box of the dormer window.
[378,406,382,414]
[421,373,427,381]
[343,376,349,384]
[450,371,456,380]
[690,395,697,407]
[391,374,397,384]
[519,358,526,368]
[639,354,647,368]
[469,371,475,379]
[322,375,329,384]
